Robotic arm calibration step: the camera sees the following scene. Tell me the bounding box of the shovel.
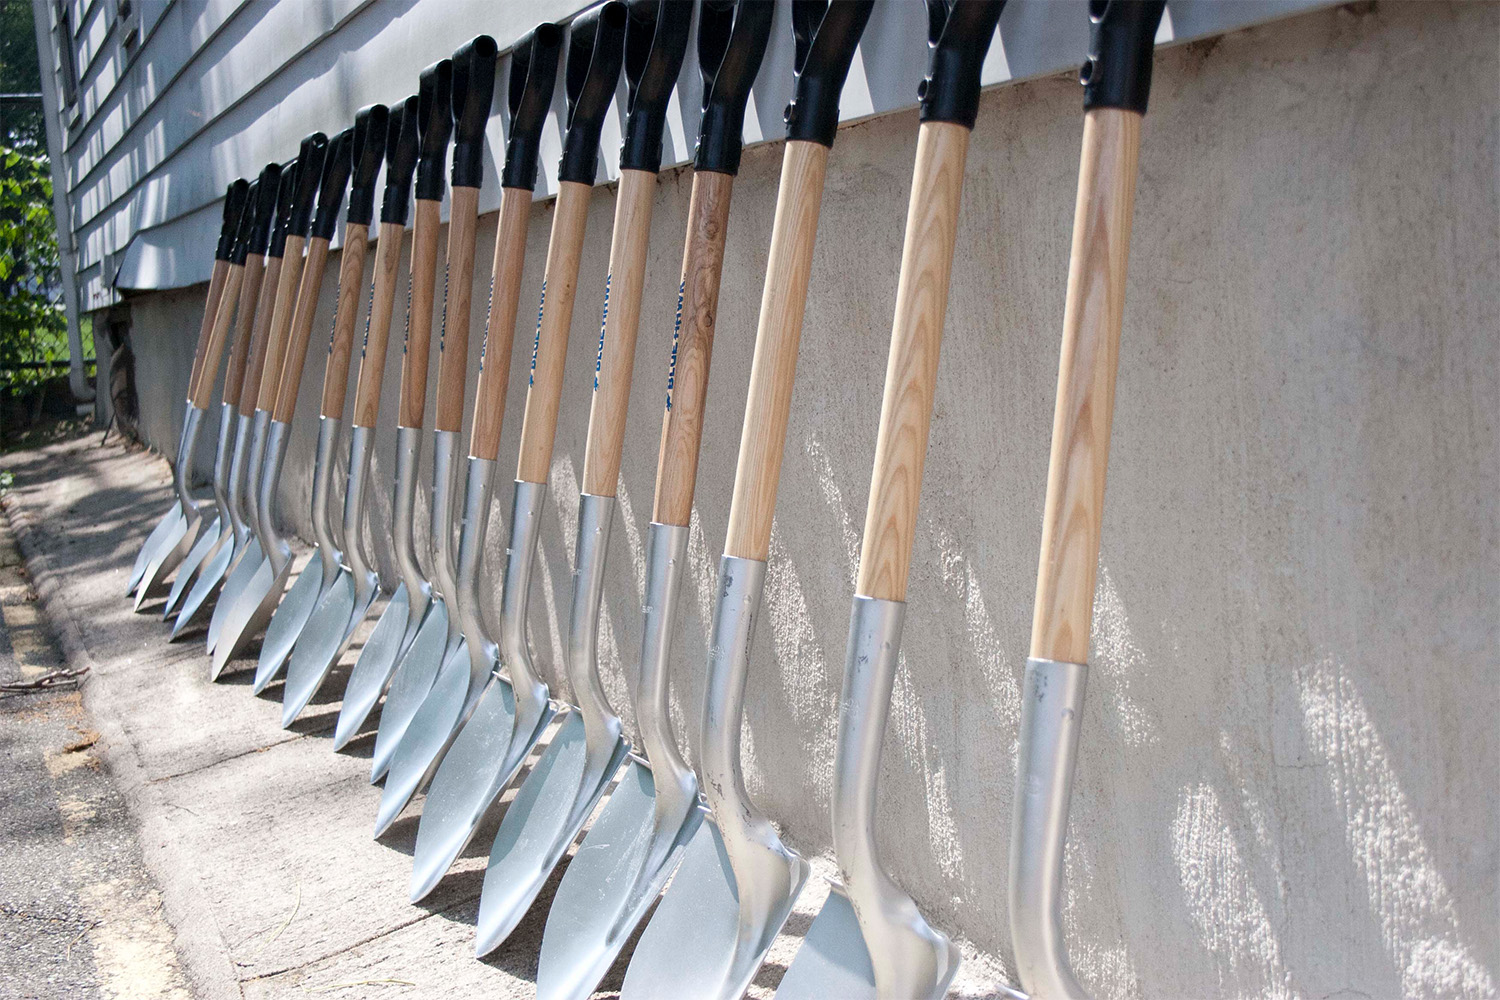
[164,171,279,621]
[127,182,247,598]
[535,4,771,993]
[173,164,294,639]
[623,5,875,999]
[283,101,414,725]
[328,96,428,749]
[772,5,1004,998]
[374,8,625,840]
[211,130,348,678]
[253,113,384,694]
[413,0,687,929]
[132,180,251,610]
[1008,6,1163,998]
[365,58,458,781]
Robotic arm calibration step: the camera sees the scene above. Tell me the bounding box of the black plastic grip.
[557,2,628,185]
[287,132,329,239]
[346,104,390,226]
[310,127,353,241]
[215,180,250,261]
[694,0,774,175]
[268,159,299,258]
[501,24,564,190]
[619,0,691,173]
[414,59,454,202]
[381,96,421,225]
[1081,0,1165,115]
[919,0,1005,128]
[450,35,499,189]
[784,1,875,147]
[229,179,258,265]
[246,162,282,257]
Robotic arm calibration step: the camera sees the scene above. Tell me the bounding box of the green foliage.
[1,145,73,391]
[0,0,45,151]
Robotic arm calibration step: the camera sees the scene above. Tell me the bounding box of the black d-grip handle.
[247,162,282,257]
[414,59,454,202]
[785,0,875,147]
[1081,0,1165,115]
[346,104,391,226]
[450,35,499,189]
[557,2,628,186]
[310,127,354,241]
[919,0,1006,129]
[619,0,691,173]
[288,132,330,239]
[229,179,258,265]
[215,180,250,261]
[694,0,774,175]
[501,24,564,190]
[381,96,421,225]
[269,157,300,257]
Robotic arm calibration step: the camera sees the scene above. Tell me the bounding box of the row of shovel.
[123,2,1167,998]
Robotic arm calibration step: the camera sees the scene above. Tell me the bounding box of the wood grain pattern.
[189,263,245,410]
[239,254,283,414]
[724,142,829,560]
[515,181,593,485]
[256,235,307,412]
[397,199,442,429]
[651,170,734,526]
[222,253,266,410]
[352,222,406,429]
[272,235,332,423]
[434,185,481,432]
[855,122,970,602]
[187,259,231,403]
[1030,108,1141,664]
[582,169,657,497]
[469,187,533,461]
[319,221,371,419]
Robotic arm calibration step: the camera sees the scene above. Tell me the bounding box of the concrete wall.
[123,3,1498,997]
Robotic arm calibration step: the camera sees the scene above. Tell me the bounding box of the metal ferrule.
[392,424,431,628]
[256,419,294,574]
[226,412,255,547]
[636,522,698,833]
[342,425,380,609]
[497,480,551,731]
[429,428,462,610]
[311,415,345,579]
[453,455,499,696]
[174,405,206,516]
[243,409,270,549]
[209,402,236,529]
[567,494,624,762]
[1009,657,1090,1000]
[834,595,959,1000]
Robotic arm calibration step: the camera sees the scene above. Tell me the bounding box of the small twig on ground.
[236,879,302,966]
[0,665,88,694]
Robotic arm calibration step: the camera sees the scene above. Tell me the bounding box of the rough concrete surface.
[82,2,1500,997]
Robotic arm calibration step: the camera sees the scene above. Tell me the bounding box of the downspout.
[30,0,94,404]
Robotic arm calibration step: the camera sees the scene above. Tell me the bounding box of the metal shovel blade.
[473,711,628,955]
[773,887,876,999]
[535,760,704,1000]
[206,541,262,652]
[132,509,200,611]
[171,535,250,641]
[250,552,325,694]
[128,504,181,595]
[368,599,448,783]
[371,635,471,837]
[281,568,372,726]
[210,557,291,680]
[162,516,222,618]
[332,582,410,750]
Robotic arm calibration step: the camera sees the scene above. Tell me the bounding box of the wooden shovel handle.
[319,221,371,419]
[469,187,533,461]
[272,235,332,423]
[724,141,828,560]
[651,170,733,526]
[256,235,307,413]
[855,122,970,602]
[397,199,442,429]
[1030,108,1141,664]
[434,185,482,432]
[515,181,592,485]
[187,259,231,403]
[239,254,283,414]
[189,262,245,410]
[351,222,406,429]
[222,254,267,410]
[582,168,656,497]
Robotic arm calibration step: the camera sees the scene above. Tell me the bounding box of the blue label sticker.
[437,259,451,354]
[478,275,495,372]
[594,273,611,392]
[528,279,547,388]
[664,278,684,411]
